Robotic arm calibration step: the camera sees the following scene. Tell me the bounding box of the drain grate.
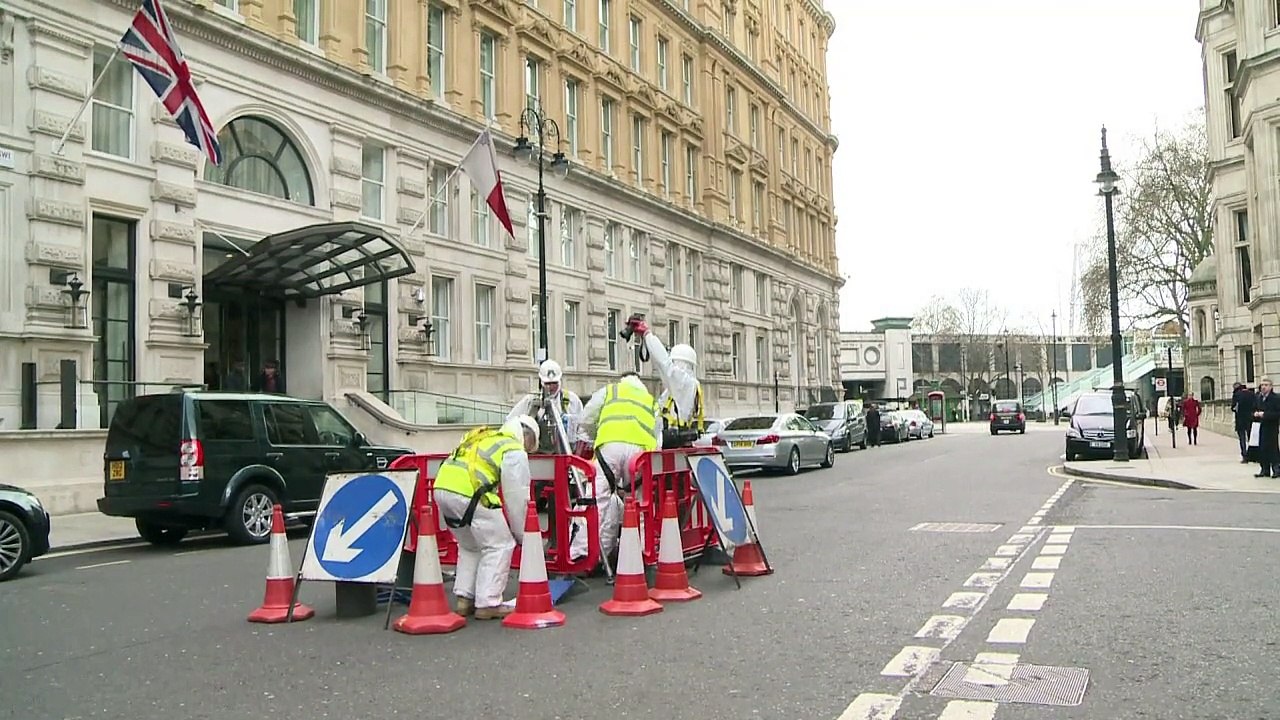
[910,522,1002,533]
[929,662,1089,706]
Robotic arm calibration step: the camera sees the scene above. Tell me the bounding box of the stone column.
[582,215,610,370]
[320,0,347,61]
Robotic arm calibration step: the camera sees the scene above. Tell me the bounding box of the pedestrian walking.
[1181,392,1201,445]
[1251,379,1280,478]
[865,404,881,448]
[1232,382,1255,463]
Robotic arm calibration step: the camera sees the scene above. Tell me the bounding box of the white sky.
[828,0,1206,333]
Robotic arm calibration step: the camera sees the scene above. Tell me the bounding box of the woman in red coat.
[1182,392,1202,445]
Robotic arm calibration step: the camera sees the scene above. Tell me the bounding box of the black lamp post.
[1096,126,1128,462]
[998,333,1011,399]
[513,106,570,365]
[1051,310,1060,425]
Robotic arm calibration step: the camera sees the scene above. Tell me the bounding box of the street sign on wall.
[1155,377,1167,393]
[690,454,754,551]
[300,470,418,584]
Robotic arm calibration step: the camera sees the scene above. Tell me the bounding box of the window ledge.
[85,151,156,180]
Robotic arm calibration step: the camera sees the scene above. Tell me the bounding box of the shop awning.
[204,221,416,298]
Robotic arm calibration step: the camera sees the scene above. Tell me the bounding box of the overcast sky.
[827,0,1206,334]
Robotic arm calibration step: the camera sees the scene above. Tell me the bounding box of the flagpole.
[405,125,490,237]
[54,45,122,156]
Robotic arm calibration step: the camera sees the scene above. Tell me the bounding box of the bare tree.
[1079,117,1211,337]
[914,289,1008,392]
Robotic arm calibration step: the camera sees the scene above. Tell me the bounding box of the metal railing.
[385,389,509,426]
[20,359,206,430]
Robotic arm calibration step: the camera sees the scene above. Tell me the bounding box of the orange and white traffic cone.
[649,494,702,602]
[503,499,566,630]
[248,504,314,623]
[600,497,663,616]
[723,479,772,577]
[394,502,466,635]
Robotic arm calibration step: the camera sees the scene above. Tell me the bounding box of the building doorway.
[202,291,286,393]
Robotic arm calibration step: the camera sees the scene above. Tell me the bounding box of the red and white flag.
[458,129,514,237]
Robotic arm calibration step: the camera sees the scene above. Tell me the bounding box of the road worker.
[625,315,706,449]
[433,415,537,620]
[579,371,661,563]
[508,359,585,454]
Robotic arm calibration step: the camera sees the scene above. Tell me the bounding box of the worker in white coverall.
[432,416,536,620]
[579,371,661,564]
[627,316,706,449]
[508,359,585,454]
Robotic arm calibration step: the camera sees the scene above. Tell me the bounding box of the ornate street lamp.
[1051,310,1060,425]
[61,273,89,329]
[179,287,202,337]
[1096,126,1129,462]
[513,106,570,364]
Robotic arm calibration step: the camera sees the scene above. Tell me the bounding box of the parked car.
[98,391,414,546]
[989,400,1027,434]
[804,401,868,452]
[878,411,910,444]
[694,418,733,448]
[713,413,834,474]
[901,409,935,439]
[0,484,52,582]
[1063,390,1147,460]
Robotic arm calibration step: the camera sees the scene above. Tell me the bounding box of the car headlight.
[1066,428,1081,439]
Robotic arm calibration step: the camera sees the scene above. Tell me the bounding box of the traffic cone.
[394,502,466,635]
[723,479,772,577]
[248,504,314,623]
[600,498,663,616]
[649,494,702,602]
[503,499,566,630]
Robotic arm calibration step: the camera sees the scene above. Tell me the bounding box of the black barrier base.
[694,546,732,566]
[335,582,378,618]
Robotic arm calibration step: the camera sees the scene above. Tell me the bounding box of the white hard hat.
[620,374,647,392]
[514,414,539,446]
[538,359,563,384]
[670,343,698,369]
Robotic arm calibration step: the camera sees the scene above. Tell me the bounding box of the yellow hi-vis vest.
[662,384,706,434]
[434,427,523,509]
[594,382,658,451]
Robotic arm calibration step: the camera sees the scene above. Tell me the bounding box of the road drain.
[929,662,1089,706]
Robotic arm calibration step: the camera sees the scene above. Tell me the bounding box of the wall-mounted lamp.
[412,315,436,356]
[353,309,370,350]
[179,287,202,337]
[61,273,89,329]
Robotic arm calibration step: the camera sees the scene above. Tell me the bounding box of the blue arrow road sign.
[312,473,410,582]
[692,455,750,549]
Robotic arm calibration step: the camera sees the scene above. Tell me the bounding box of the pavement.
[1062,419,1280,493]
[5,431,1280,719]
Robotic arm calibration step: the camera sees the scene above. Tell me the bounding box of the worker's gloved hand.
[627,314,649,337]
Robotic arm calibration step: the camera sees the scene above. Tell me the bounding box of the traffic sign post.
[688,453,769,588]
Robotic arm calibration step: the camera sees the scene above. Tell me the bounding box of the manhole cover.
[910,522,1002,533]
[930,662,1089,706]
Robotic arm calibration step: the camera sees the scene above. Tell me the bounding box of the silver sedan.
[712,413,834,474]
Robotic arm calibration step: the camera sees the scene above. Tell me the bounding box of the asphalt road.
[3,427,1278,720]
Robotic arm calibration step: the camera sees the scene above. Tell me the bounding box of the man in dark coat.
[1251,378,1280,477]
[865,404,881,448]
[1231,382,1255,462]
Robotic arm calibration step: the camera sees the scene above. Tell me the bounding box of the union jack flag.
[118,0,222,165]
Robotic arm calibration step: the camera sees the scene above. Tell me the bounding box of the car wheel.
[135,519,188,546]
[858,437,867,450]
[1020,428,1026,435]
[0,510,31,582]
[786,448,801,475]
[225,484,279,545]
[821,443,835,468]
[990,429,998,435]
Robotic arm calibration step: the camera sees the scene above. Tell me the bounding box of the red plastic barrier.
[628,447,721,565]
[393,452,600,577]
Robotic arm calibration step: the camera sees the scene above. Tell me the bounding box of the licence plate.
[109,460,126,480]
[731,441,754,449]
[1089,441,1110,448]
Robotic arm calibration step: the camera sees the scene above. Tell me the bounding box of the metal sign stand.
[687,467,771,590]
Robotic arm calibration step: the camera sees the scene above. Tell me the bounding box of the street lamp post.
[1016,361,1025,406]
[513,106,569,364]
[1051,311,1060,425]
[1096,126,1128,462]
[999,334,1011,399]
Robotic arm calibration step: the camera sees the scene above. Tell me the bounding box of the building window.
[563,0,577,31]
[791,138,799,174]
[527,198,541,259]
[90,47,134,159]
[748,103,760,149]
[688,322,700,358]
[564,78,580,156]
[657,36,670,90]
[530,294,545,359]
[669,319,681,348]
[631,114,646,187]
[752,181,765,232]
[755,272,769,313]
[431,275,453,360]
[728,169,742,220]
[360,143,384,220]
[725,85,737,134]
[604,221,617,277]
[1225,50,1241,140]
[669,243,683,294]
[628,232,643,283]
[606,308,621,370]
[659,131,673,198]
[426,3,446,98]
[1242,346,1256,383]
[294,0,320,44]
[600,97,615,170]
[747,27,758,61]
[471,183,492,247]
[474,284,494,363]
[364,281,389,399]
[731,332,743,379]
[429,165,450,235]
[560,206,577,267]
[205,116,315,205]
[479,33,497,118]
[628,15,642,71]
[525,56,541,112]
[731,264,744,305]
[755,333,768,381]
[598,0,611,52]
[564,300,580,367]
[684,247,697,296]
[665,243,676,292]
[777,127,787,167]
[681,54,693,104]
[365,0,387,73]
[91,215,136,428]
[1236,209,1253,304]
[684,143,697,202]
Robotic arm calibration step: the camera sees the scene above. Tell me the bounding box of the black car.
[0,484,52,582]
[98,391,413,545]
[1063,390,1148,460]
[879,411,910,443]
[804,401,868,452]
[989,400,1027,434]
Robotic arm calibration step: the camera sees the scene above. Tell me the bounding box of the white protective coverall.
[433,419,533,609]
[507,389,586,450]
[579,375,663,561]
[642,334,703,434]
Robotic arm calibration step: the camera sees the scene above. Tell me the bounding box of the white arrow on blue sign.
[300,470,419,584]
[691,454,752,550]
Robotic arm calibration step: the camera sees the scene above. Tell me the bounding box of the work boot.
[473,605,515,620]
[455,597,475,616]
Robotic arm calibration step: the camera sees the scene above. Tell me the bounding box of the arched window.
[1023,377,1043,396]
[204,116,315,205]
[1194,309,1207,345]
[1200,376,1215,402]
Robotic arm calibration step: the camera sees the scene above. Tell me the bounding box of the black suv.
[804,401,868,452]
[1063,390,1147,460]
[989,400,1027,434]
[98,392,413,545]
